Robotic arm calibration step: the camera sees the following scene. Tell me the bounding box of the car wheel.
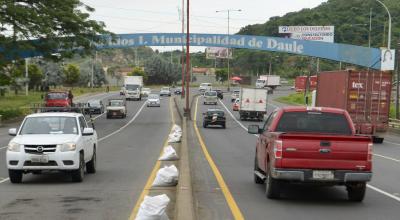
[265,163,280,199]
[86,148,97,174]
[203,122,207,128]
[347,182,366,202]
[254,153,264,184]
[203,102,206,105]
[71,153,84,182]
[32,170,42,175]
[8,170,23,183]
[222,123,226,129]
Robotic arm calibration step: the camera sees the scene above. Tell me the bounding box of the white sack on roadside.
[135,194,170,220]
[152,165,179,187]
[167,132,181,143]
[172,124,182,133]
[159,145,179,161]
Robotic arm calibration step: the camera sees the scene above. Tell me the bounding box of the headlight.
[7,142,20,152]
[59,143,76,152]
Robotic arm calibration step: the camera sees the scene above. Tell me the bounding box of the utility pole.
[181,0,185,98]
[216,9,242,91]
[396,42,400,119]
[369,7,372,48]
[25,58,29,95]
[185,0,190,115]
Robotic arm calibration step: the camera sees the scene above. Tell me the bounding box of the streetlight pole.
[375,0,391,49]
[216,9,241,92]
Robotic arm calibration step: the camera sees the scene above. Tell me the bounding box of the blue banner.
[6,33,386,70]
[97,33,383,70]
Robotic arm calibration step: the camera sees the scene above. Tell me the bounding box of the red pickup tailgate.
[279,134,372,171]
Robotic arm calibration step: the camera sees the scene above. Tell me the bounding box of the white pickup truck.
[6,112,98,183]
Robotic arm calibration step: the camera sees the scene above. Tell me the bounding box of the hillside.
[230,0,400,78]
[238,0,400,47]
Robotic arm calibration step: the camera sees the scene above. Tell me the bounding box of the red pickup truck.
[248,106,372,202]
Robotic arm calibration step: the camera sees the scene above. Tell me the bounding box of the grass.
[0,86,118,121]
[275,92,310,106]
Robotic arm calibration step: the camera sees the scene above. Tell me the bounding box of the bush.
[0,108,25,120]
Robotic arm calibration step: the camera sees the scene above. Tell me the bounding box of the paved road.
[191,87,400,220]
[0,92,173,219]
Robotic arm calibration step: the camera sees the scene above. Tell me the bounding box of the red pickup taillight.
[274,140,283,159]
[367,143,373,162]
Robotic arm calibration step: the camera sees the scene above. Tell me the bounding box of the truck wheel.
[347,182,366,202]
[8,170,23,183]
[71,153,84,182]
[373,136,384,144]
[86,148,97,174]
[265,164,280,199]
[254,154,264,184]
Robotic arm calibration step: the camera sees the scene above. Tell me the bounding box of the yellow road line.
[129,97,175,220]
[193,97,244,220]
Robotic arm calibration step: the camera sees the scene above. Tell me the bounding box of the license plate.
[113,112,116,116]
[312,170,334,180]
[30,155,49,163]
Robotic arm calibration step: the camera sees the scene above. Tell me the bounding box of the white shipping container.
[239,88,268,112]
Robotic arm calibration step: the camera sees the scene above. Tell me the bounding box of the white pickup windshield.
[20,117,78,135]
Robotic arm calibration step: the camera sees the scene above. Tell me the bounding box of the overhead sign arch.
[11,33,394,70]
[96,33,392,71]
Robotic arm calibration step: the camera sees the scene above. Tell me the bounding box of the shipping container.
[316,70,392,143]
[295,75,317,92]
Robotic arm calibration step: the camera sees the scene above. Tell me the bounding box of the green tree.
[0,0,112,68]
[28,64,43,90]
[63,64,80,87]
[128,67,148,82]
[215,68,228,82]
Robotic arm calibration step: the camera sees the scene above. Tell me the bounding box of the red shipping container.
[316,70,392,141]
[295,75,317,92]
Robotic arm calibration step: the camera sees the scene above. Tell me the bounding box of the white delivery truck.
[255,75,280,89]
[239,88,268,121]
[124,76,143,101]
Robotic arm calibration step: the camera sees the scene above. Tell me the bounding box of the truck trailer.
[315,70,392,143]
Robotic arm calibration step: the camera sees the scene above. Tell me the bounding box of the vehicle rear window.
[205,91,217,96]
[275,112,352,135]
[207,111,224,117]
[47,93,67,99]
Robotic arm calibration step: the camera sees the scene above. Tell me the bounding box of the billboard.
[205,47,232,59]
[380,49,395,71]
[279,26,334,43]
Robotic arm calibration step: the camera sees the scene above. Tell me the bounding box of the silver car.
[147,94,161,107]
[160,87,171,96]
[203,91,218,105]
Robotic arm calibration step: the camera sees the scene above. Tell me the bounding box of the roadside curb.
[175,117,196,220]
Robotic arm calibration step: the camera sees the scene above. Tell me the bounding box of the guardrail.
[389,118,400,130]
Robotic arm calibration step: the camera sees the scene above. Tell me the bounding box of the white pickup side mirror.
[82,128,94,136]
[9,128,17,136]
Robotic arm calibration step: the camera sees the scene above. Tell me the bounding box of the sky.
[81,0,328,51]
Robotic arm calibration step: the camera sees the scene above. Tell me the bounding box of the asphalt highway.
[191,87,400,220]
[0,92,173,219]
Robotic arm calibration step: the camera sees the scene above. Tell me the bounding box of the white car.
[199,83,212,93]
[160,87,171,96]
[141,88,151,97]
[203,91,218,105]
[6,112,98,183]
[147,94,161,107]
